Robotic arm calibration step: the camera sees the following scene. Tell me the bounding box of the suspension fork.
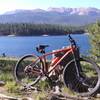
[71,47,81,77]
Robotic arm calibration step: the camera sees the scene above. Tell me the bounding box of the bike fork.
[72,53,85,82]
[72,49,80,78]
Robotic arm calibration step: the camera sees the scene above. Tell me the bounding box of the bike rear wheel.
[63,57,100,96]
[14,54,43,87]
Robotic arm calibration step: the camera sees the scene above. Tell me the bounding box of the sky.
[0,0,100,14]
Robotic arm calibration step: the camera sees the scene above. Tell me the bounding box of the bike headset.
[68,34,77,47]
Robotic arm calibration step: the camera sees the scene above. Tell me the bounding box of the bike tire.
[63,57,100,96]
[14,54,43,87]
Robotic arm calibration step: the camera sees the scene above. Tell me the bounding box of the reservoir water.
[0,34,90,57]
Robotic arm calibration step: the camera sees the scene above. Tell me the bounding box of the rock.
[0,81,5,86]
[53,86,62,94]
[96,93,100,98]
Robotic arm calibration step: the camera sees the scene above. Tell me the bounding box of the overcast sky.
[0,0,100,14]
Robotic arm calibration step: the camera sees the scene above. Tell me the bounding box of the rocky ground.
[0,86,100,100]
[0,81,100,100]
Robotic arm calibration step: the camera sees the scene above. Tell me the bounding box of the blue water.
[0,34,90,57]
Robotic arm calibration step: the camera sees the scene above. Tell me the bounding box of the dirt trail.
[0,87,7,94]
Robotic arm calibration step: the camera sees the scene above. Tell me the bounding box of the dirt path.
[0,87,7,94]
[0,87,18,100]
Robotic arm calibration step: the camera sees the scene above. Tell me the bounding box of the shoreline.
[0,33,86,37]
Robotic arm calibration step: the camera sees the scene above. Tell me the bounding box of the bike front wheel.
[14,54,43,87]
[63,57,100,96]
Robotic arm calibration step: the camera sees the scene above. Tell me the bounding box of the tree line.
[0,23,85,36]
[88,21,100,60]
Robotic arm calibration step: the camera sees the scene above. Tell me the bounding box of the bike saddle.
[38,45,49,49]
[36,44,49,53]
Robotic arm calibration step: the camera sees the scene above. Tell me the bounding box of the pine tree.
[88,21,100,59]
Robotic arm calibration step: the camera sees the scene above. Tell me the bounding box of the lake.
[0,34,90,57]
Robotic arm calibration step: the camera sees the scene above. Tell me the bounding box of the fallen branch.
[0,93,18,100]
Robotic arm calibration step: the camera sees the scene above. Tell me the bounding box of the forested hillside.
[0,23,85,36]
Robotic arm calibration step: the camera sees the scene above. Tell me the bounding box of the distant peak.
[3,7,100,16]
[47,7,100,15]
[47,7,68,13]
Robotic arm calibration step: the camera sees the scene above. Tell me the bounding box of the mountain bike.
[14,34,100,96]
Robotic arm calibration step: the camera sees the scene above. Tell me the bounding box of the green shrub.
[0,72,13,82]
[36,92,47,100]
[38,79,50,91]
[5,81,20,93]
[0,57,17,72]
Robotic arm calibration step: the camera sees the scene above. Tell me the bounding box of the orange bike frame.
[38,46,76,75]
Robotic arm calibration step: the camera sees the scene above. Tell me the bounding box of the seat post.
[36,44,49,54]
[43,56,48,72]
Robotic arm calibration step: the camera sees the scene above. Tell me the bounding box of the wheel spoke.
[14,55,42,86]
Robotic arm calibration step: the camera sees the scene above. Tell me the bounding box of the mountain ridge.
[4,7,100,15]
[0,7,100,25]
